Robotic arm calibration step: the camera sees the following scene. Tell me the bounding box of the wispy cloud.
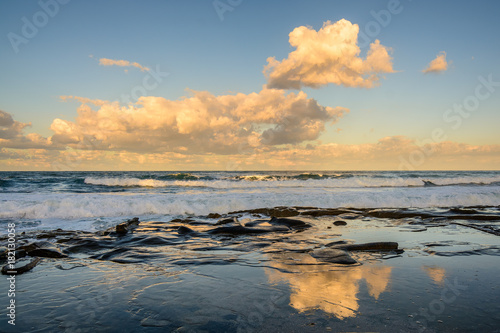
[423,51,448,74]
[264,19,395,90]
[98,57,150,72]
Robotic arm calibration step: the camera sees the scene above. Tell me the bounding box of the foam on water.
[1,171,499,231]
[1,186,500,231]
[83,175,500,189]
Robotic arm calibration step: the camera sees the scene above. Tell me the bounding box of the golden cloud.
[0,110,53,149]
[49,90,348,154]
[423,51,448,74]
[264,19,395,89]
[98,58,150,72]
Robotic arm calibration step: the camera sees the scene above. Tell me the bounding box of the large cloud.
[264,19,395,90]
[423,51,448,74]
[0,110,52,149]
[50,89,348,154]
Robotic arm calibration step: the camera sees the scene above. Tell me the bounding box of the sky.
[1,0,499,171]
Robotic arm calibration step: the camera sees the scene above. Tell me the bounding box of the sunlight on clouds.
[423,51,448,74]
[264,19,395,89]
[98,58,150,72]
[0,110,53,149]
[1,135,499,170]
[1,106,499,170]
[50,90,348,154]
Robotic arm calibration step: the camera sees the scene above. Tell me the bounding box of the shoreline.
[1,205,500,332]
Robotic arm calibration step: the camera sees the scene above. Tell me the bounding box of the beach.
[3,0,500,331]
[0,171,499,332]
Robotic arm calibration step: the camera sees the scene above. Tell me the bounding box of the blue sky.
[0,0,499,170]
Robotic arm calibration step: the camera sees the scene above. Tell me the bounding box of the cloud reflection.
[265,252,392,319]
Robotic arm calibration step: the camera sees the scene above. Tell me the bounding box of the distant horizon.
[1,169,499,172]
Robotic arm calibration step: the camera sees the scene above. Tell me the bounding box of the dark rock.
[214,217,236,226]
[310,248,357,265]
[269,217,311,230]
[2,258,41,275]
[227,207,299,217]
[449,208,479,214]
[331,242,399,251]
[116,224,128,234]
[99,217,141,236]
[447,215,500,221]
[333,221,347,226]
[0,246,7,259]
[300,209,349,217]
[208,225,287,235]
[19,241,67,258]
[269,208,299,217]
[171,218,195,223]
[63,239,114,254]
[19,241,52,253]
[207,213,222,219]
[243,219,270,227]
[177,226,196,235]
[365,210,436,219]
[116,217,140,234]
[36,229,78,239]
[228,208,270,215]
[325,240,348,247]
[337,213,360,220]
[15,250,26,259]
[28,248,67,258]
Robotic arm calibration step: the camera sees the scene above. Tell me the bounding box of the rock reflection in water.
[265,252,392,319]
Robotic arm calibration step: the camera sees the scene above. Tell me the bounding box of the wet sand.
[1,206,500,332]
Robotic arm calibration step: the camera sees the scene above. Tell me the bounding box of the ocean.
[2,170,500,332]
[1,170,499,231]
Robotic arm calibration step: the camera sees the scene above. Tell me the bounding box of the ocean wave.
[83,175,500,189]
[155,173,211,181]
[1,186,499,224]
[229,173,350,181]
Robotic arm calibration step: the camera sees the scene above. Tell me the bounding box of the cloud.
[423,51,448,74]
[49,90,348,154]
[60,95,108,106]
[2,134,499,171]
[260,136,500,170]
[264,19,395,90]
[0,110,52,149]
[98,58,150,72]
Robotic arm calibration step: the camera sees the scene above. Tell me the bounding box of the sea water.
[1,170,499,231]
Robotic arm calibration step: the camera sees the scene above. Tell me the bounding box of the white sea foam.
[2,171,499,232]
[1,185,499,231]
[83,175,500,189]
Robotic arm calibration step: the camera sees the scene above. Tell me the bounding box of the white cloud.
[264,19,395,89]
